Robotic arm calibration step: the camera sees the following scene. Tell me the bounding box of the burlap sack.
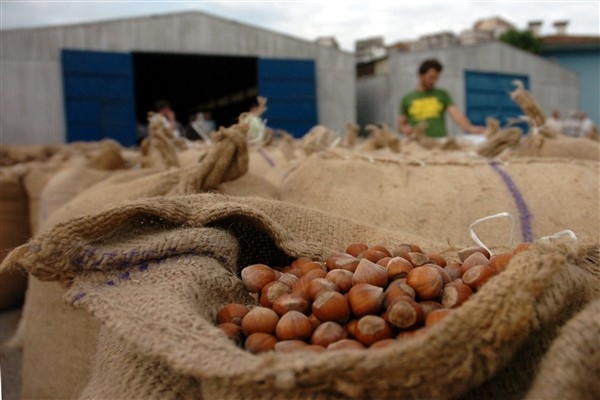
[2,194,597,400]
[525,298,600,400]
[9,123,259,400]
[0,164,30,310]
[279,150,600,246]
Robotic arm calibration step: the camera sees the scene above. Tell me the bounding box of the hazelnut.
[490,252,513,273]
[406,265,443,301]
[386,257,413,280]
[325,269,354,293]
[443,261,462,281]
[352,258,388,287]
[311,321,348,347]
[327,338,365,351]
[291,276,313,300]
[384,298,424,329]
[325,253,360,272]
[299,261,326,277]
[358,249,388,263]
[462,264,498,290]
[354,315,393,347]
[347,283,384,318]
[424,308,452,327]
[345,243,369,257]
[271,293,310,316]
[345,319,359,338]
[312,291,351,324]
[441,282,473,308]
[291,257,313,268]
[457,246,490,261]
[275,310,314,341]
[216,303,250,325]
[217,322,243,346]
[244,332,278,353]
[241,264,278,293]
[260,281,292,308]
[418,300,444,318]
[308,277,339,301]
[274,340,308,353]
[460,252,491,276]
[240,306,279,336]
[277,272,299,288]
[369,245,392,257]
[303,268,327,280]
[383,284,414,308]
[426,263,452,285]
[426,252,447,268]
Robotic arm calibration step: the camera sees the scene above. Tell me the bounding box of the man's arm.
[397,114,413,136]
[447,104,485,134]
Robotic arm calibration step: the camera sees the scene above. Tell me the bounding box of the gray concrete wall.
[387,41,579,136]
[356,74,391,129]
[1,11,355,145]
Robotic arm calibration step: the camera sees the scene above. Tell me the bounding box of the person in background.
[545,110,564,135]
[186,110,215,142]
[579,111,598,139]
[562,109,582,138]
[153,99,182,138]
[397,58,485,139]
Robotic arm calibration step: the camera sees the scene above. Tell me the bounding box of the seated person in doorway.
[186,110,216,143]
[153,99,183,138]
[397,59,485,140]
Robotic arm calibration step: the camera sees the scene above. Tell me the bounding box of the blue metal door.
[61,49,137,146]
[257,58,317,138]
[465,71,530,131]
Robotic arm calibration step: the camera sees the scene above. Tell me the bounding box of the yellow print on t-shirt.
[408,97,444,121]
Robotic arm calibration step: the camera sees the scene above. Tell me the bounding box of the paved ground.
[0,307,22,400]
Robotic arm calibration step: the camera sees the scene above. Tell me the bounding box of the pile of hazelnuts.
[216,242,528,354]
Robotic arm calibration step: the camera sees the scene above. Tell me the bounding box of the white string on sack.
[540,230,578,242]
[468,212,516,257]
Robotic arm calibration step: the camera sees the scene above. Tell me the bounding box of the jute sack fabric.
[279,149,600,246]
[2,193,598,400]
[525,298,600,400]
[477,128,600,161]
[0,164,30,310]
[10,124,255,400]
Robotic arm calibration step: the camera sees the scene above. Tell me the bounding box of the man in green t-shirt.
[397,59,485,138]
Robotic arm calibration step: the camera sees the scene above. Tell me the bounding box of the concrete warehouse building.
[1,11,356,146]
[358,41,580,137]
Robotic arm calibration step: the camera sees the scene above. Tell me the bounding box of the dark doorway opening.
[132,52,258,132]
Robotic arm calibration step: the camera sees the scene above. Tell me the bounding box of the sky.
[1,1,599,52]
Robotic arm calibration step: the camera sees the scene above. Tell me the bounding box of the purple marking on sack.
[120,272,130,281]
[139,263,149,272]
[106,280,115,286]
[257,148,276,167]
[85,247,97,255]
[71,292,86,302]
[488,161,534,242]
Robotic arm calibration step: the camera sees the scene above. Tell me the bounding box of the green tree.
[500,29,543,54]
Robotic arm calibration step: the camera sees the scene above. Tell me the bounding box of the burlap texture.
[18,277,101,400]
[510,133,600,161]
[7,125,252,399]
[2,194,598,400]
[279,150,600,246]
[525,298,600,400]
[0,165,30,310]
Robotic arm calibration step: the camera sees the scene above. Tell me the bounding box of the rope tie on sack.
[487,161,534,243]
[176,126,249,194]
